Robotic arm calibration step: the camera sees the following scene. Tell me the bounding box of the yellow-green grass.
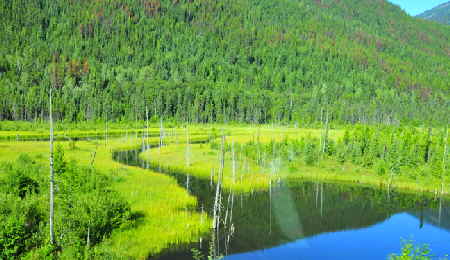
[143,143,270,192]
[141,128,450,196]
[1,125,448,258]
[0,125,330,257]
[0,128,172,141]
[0,134,211,259]
[0,122,241,140]
[141,127,342,192]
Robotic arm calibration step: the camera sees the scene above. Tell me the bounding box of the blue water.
[225,213,450,260]
[117,144,450,260]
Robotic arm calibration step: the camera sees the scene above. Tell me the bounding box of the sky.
[388,0,449,15]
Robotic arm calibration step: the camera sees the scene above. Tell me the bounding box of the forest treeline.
[0,0,449,125]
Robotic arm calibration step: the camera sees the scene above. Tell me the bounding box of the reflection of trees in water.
[222,181,440,255]
[409,199,450,232]
[113,148,445,260]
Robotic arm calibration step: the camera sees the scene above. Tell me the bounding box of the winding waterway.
[113,146,450,260]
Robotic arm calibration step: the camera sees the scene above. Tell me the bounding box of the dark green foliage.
[56,161,131,253]
[0,155,45,259]
[3,155,42,200]
[54,145,67,175]
[0,152,131,258]
[0,0,448,125]
[0,195,43,259]
[303,140,319,166]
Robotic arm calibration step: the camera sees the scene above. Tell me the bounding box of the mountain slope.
[417,1,450,25]
[0,0,449,125]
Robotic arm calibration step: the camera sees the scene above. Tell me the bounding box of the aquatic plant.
[389,240,435,260]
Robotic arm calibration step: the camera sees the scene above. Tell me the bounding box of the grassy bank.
[140,127,449,196]
[0,125,448,258]
[0,130,211,258]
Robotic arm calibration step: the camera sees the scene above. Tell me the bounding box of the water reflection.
[113,148,450,260]
[410,199,450,231]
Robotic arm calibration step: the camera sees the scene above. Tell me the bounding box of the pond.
[113,147,450,260]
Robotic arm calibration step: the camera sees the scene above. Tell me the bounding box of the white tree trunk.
[145,105,149,149]
[49,86,55,244]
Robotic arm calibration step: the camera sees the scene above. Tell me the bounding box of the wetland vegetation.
[1,0,449,259]
[0,124,448,259]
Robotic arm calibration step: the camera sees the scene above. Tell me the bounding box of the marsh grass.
[0,130,213,258]
[0,125,448,258]
[141,127,450,196]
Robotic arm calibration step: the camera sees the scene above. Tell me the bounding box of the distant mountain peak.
[416,1,450,25]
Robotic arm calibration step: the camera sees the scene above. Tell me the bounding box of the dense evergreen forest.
[1,0,449,125]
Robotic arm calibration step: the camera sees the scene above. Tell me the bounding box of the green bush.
[374,159,387,176]
[0,152,131,258]
[303,142,318,166]
[0,194,43,259]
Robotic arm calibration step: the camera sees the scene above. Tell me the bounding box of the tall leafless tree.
[145,105,150,149]
[49,78,55,245]
[441,125,448,194]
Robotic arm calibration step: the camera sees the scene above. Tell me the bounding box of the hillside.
[417,1,450,25]
[0,0,449,125]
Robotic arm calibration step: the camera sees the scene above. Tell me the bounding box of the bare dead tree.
[441,125,448,195]
[49,84,55,245]
[104,112,108,147]
[159,118,164,151]
[185,126,191,167]
[212,135,225,259]
[232,141,236,183]
[322,109,330,155]
[48,56,62,246]
[146,105,150,149]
